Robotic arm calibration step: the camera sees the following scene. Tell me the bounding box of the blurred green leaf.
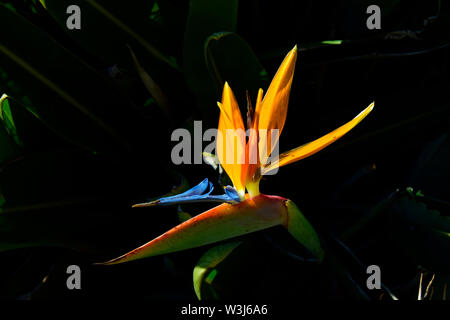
[0,95,74,151]
[0,120,21,166]
[128,46,171,117]
[205,32,268,108]
[390,194,450,272]
[43,0,179,71]
[183,0,239,115]
[0,94,22,147]
[149,2,160,22]
[321,40,343,45]
[191,234,331,300]
[410,133,449,198]
[0,4,133,152]
[193,240,242,300]
[177,206,192,223]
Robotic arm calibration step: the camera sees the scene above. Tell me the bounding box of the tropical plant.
[0,0,448,300]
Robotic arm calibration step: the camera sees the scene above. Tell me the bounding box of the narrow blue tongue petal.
[133,179,241,208]
[156,178,211,201]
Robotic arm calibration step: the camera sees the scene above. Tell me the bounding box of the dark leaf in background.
[183,0,238,120]
[0,4,131,152]
[388,193,450,273]
[205,32,268,109]
[43,0,179,71]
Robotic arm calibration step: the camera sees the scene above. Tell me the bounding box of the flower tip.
[366,101,375,114]
[132,200,159,208]
[285,45,298,64]
[217,101,226,114]
[93,257,121,266]
[289,45,298,58]
[354,101,375,120]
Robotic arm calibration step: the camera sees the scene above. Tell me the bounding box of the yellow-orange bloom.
[216,45,374,197]
[99,45,374,267]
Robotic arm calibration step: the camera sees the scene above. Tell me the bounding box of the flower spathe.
[99,45,374,265]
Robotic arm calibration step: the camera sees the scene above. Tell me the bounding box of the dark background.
[0,0,448,300]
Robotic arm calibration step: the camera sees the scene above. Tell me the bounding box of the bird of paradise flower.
[99,45,374,265]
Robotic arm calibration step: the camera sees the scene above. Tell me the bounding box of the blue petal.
[157,184,214,205]
[133,178,243,208]
[136,179,241,207]
[224,186,241,202]
[201,194,239,203]
[156,178,211,203]
[158,193,237,205]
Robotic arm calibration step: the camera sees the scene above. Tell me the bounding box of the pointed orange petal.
[217,82,246,196]
[257,45,297,164]
[262,102,375,175]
